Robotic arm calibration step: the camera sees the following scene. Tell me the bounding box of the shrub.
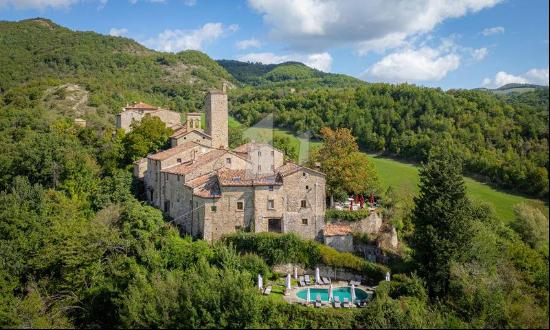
[223,232,388,283]
[325,208,372,221]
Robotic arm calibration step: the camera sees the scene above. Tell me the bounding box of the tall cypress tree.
[411,148,473,298]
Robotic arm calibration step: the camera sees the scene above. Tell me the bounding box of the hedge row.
[222,232,388,283]
[325,208,372,221]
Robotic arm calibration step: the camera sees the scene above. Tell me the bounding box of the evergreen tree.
[411,148,473,298]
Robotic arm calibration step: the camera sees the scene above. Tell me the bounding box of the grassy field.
[367,155,548,223]
[231,119,548,223]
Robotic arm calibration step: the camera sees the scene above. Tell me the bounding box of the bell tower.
[205,84,228,149]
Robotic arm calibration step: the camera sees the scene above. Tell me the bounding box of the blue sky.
[0,0,548,89]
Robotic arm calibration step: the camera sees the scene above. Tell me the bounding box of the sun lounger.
[263,286,272,295]
[343,297,350,308]
[299,276,305,287]
[315,294,322,308]
[334,296,341,308]
[304,275,311,284]
[322,277,330,285]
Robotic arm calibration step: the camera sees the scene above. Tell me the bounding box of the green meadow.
[367,155,548,223]
[236,119,548,223]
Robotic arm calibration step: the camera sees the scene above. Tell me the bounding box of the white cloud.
[248,0,502,53]
[471,47,488,61]
[363,46,460,82]
[0,0,79,9]
[482,68,549,88]
[237,52,333,72]
[482,26,504,36]
[236,38,262,50]
[143,22,237,52]
[109,27,128,37]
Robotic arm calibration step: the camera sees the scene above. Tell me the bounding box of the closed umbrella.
[351,283,356,302]
[328,284,333,302]
[294,266,298,280]
[286,273,292,290]
[306,287,311,302]
[385,271,391,282]
[258,274,263,290]
[315,267,321,284]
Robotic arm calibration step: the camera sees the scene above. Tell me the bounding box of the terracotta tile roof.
[124,102,158,110]
[170,126,188,138]
[147,141,199,161]
[186,173,214,188]
[133,157,147,165]
[162,149,227,175]
[324,223,353,237]
[276,162,325,177]
[172,129,211,140]
[217,168,282,187]
[276,162,302,176]
[189,174,221,198]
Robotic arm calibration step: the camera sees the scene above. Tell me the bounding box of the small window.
[305,185,309,190]
[303,172,306,177]
[211,206,217,212]
[226,157,232,164]
[302,218,308,225]
[184,136,187,140]
[258,165,262,171]
[301,200,307,208]
[177,158,182,163]
[269,185,274,191]
[268,199,275,209]
[258,151,262,156]
[237,201,244,210]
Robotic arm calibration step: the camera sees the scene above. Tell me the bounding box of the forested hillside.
[229,84,549,198]
[0,18,234,125]
[218,59,364,88]
[0,19,548,329]
[1,19,547,198]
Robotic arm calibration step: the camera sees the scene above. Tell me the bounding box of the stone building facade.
[116,102,182,132]
[135,88,326,242]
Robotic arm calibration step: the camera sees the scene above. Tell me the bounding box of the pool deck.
[281,280,375,308]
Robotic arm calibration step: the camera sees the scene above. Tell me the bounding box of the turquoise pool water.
[296,287,371,302]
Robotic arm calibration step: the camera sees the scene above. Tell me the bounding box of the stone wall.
[171,131,212,147]
[117,109,181,132]
[324,235,354,252]
[205,92,228,149]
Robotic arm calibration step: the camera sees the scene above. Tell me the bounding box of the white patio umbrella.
[258,274,263,290]
[306,287,311,302]
[294,266,298,280]
[351,283,356,302]
[328,284,333,302]
[315,267,321,284]
[286,273,292,290]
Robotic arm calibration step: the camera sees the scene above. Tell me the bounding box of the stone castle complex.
[132,87,326,242]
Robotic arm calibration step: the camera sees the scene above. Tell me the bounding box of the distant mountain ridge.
[216,59,364,88]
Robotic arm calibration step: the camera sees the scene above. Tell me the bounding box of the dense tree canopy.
[310,127,381,202]
[230,85,549,199]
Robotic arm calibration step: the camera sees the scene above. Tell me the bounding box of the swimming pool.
[296,287,371,302]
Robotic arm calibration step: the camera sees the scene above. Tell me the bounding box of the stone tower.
[205,85,228,149]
